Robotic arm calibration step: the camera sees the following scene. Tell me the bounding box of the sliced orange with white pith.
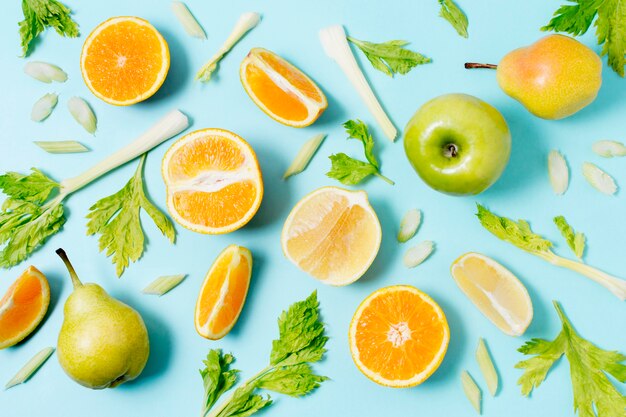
[0,266,50,349]
[162,128,263,234]
[240,48,327,127]
[195,245,252,340]
[349,285,449,387]
[81,16,170,106]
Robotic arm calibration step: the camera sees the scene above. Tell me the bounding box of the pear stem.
[56,248,83,288]
[465,62,498,69]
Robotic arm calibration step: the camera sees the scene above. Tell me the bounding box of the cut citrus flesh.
[195,245,252,340]
[0,266,50,349]
[451,252,533,336]
[281,186,381,286]
[81,16,170,106]
[349,285,449,387]
[240,48,327,127]
[162,128,263,234]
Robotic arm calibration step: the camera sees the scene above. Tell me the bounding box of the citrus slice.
[240,48,327,127]
[281,186,381,286]
[0,266,50,349]
[451,252,533,336]
[162,128,263,234]
[195,245,252,340]
[80,16,170,106]
[349,285,449,387]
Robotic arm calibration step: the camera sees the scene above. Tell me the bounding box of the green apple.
[404,94,511,195]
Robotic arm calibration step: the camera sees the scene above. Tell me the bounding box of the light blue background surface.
[1,1,625,416]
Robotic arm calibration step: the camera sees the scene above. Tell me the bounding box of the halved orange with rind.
[195,245,252,340]
[281,186,381,286]
[240,48,327,127]
[0,266,50,349]
[81,16,170,106]
[162,128,263,234]
[349,285,449,387]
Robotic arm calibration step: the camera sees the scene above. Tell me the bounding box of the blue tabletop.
[1,1,625,416]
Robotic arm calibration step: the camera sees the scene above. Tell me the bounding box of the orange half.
[240,48,327,127]
[162,128,263,234]
[195,245,252,340]
[349,285,449,387]
[0,266,50,349]
[81,16,170,106]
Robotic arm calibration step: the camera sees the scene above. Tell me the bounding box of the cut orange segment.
[162,128,263,234]
[195,245,252,340]
[240,48,327,127]
[0,266,50,349]
[349,285,449,387]
[281,186,381,286]
[451,252,533,336]
[81,16,170,106]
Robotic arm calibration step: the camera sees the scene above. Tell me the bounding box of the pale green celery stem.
[59,110,188,196]
[204,366,273,417]
[536,251,626,301]
[374,172,394,185]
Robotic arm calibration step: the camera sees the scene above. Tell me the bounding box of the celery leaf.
[347,37,431,76]
[554,215,586,260]
[439,0,469,38]
[19,0,80,57]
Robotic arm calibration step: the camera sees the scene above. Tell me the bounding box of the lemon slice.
[281,186,381,286]
[451,252,533,336]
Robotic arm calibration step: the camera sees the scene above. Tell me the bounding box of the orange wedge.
[195,245,252,340]
[240,48,327,127]
[349,285,449,387]
[0,266,50,349]
[281,186,381,286]
[451,252,533,336]
[162,128,263,234]
[81,16,170,106]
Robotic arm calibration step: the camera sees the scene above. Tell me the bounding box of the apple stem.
[465,63,498,70]
[375,172,395,185]
[56,248,83,289]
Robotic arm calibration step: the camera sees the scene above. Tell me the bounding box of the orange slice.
[81,16,170,106]
[451,252,533,336]
[240,48,327,127]
[195,245,252,340]
[349,285,449,387]
[281,186,381,286]
[162,128,263,234]
[0,266,50,349]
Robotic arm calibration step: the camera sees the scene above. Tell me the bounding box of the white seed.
[172,1,207,39]
[592,140,626,158]
[31,93,58,122]
[24,61,67,83]
[548,150,568,195]
[403,240,434,268]
[67,97,97,134]
[582,162,617,195]
[397,209,421,243]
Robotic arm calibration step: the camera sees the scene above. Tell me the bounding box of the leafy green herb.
[516,301,626,417]
[347,37,431,77]
[554,216,586,260]
[543,0,626,76]
[19,0,80,57]
[87,155,175,277]
[327,120,394,185]
[200,292,328,417]
[476,204,626,300]
[439,0,469,38]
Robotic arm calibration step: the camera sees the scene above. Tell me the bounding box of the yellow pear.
[466,35,602,120]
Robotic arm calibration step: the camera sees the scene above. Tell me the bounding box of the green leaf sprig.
[476,204,626,300]
[19,0,80,57]
[327,120,394,185]
[200,292,328,417]
[347,37,431,77]
[543,0,626,76]
[516,301,626,417]
[554,215,586,260]
[86,155,175,277]
[438,0,469,38]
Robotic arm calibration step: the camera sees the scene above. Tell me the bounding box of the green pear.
[55,248,149,389]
